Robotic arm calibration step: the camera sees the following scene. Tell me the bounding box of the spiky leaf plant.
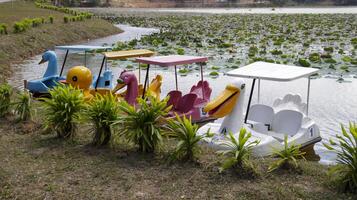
[165,114,204,162]
[115,96,170,153]
[217,128,259,172]
[86,94,119,146]
[0,83,12,117]
[268,135,306,172]
[41,84,85,139]
[13,91,32,121]
[323,123,357,193]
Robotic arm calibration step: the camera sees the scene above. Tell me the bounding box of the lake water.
[8,24,357,164]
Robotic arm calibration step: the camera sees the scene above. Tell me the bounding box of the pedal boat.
[197,61,322,156]
[136,55,214,124]
[25,45,112,97]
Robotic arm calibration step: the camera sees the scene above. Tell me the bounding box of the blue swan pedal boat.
[26,45,112,97]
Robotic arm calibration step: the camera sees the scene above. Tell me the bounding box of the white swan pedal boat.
[197,62,321,157]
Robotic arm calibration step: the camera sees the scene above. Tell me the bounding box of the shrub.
[323,123,357,193]
[165,115,204,162]
[86,94,119,146]
[0,24,8,35]
[49,16,54,24]
[13,91,32,121]
[114,97,170,153]
[41,84,85,139]
[0,83,12,117]
[64,16,69,23]
[217,128,259,173]
[268,135,306,172]
[13,22,25,33]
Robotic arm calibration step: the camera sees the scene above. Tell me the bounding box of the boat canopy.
[135,55,208,96]
[226,61,319,120]
[226,61,319,81]
[135,55,208,67]
[103,49,155,60]
[55,45,112,52]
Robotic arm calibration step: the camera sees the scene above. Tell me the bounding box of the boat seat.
[271,110,303,136]
[247,104,274,130]
[166,90,182,108]
[190,80,212,105]
[168,93,197,117]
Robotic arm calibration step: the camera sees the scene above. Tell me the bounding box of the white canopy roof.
[55,45,112,52]
[226,61,319,81]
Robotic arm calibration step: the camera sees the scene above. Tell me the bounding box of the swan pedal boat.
[197,62,322,157]
[26,45,112,97]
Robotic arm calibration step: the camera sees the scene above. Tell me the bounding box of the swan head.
[115,70,138,91]
[203,79,245,118]
[39,50,57,64]
[66,66,92,90]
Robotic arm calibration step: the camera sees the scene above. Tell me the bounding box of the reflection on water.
[8,24,357,164]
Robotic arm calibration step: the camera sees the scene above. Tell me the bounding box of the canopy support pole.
[257,78,261,103]
[95,57,106,90]
[142,64,150,98]
[200,63,204,100]
[84,51,87,67]
[59,50,69,77]
[174,65,178,90]
[138,63,141,83]
[244,78,256,123]
[307,76,311,116]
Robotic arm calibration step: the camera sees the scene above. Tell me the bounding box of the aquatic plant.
[115,97,170,153]
[0,83,12,117]
[268,135,305,172]
[13,91,32,121]
[85,94,119,146]
[298,58,311,67]
[309,53,321,63]
[64,16,69,23]
[324,123,357,193]
[217,129,259,173]
[41,84,85,139]
[165,115,203,162]
[209,71,219,78]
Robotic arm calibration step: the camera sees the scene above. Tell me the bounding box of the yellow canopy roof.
[103,49,155,60]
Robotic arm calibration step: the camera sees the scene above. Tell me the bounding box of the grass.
[0,119,356,199]
[0,1,121,82]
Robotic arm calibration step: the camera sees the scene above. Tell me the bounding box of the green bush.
[165,115,204,162]
[0,24,8,35]
[86,94,119,146]
[114,97,170,153]
[41,84,85,139]
[268,135,306,172]
[64,16,69,23]
[13,91,32,121]
[0,83,12,117]
[49,16,54,24]
[324,123,357,193]
[217,128,259,173]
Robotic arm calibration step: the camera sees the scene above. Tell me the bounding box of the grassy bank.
[0,1,121,82]
[0,118,356,199]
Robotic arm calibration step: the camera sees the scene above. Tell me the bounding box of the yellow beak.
[112,78,126,94]
[204,84,240,118]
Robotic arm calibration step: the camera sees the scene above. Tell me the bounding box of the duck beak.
[203,84,240,118]
[39,58,46,65]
